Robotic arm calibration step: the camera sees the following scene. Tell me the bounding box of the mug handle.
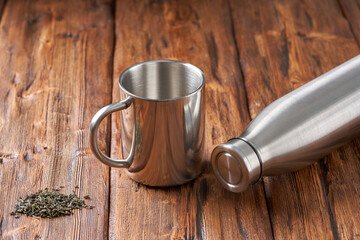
[89,96,134,167]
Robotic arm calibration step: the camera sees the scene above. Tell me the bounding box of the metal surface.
[90,97,134,167]
[211,139,260,192]
[90,60,205,186]
[212,55,360,193]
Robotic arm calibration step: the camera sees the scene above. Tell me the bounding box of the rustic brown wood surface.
[0,0,6,19]
[339,0,360,43]
[0,0,113,239]
[0,0,359,239]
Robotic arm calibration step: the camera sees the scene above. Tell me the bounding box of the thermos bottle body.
[211,55,360,193]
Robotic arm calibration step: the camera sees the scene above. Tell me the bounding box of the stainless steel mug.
[211,55,360,193]
[90,60,205,186]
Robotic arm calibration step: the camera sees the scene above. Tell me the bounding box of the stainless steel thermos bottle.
[211,55,360,193]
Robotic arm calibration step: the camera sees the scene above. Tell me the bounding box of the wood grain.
[109,0,272,239]
[0,0,359,239]
[328,1,360,238]
[339,0,360,44]
[0,0,113,239]
[229,0,360,239]
[0,0,6,20]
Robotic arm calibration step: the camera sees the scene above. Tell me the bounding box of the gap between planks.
[225,0,276,238]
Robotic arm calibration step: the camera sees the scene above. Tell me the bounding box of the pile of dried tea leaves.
[10,186,94,219]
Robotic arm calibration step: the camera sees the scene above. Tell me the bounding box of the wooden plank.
[229,0,360,239]
[327,1,360,238]
[339,0,360,43]
[0,0,113,239]
[110,0,273,239]
[0,0,6,19]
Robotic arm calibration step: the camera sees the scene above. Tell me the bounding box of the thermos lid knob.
[211,139,261,193]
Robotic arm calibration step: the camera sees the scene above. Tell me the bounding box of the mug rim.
[118,59,205,102]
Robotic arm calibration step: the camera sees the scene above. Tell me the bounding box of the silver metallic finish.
[90,60,205,187]
[211,139,260,192]
[212,55,360,193]
[90,97,134,168]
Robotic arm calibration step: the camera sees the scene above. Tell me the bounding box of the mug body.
[119,60,205,186]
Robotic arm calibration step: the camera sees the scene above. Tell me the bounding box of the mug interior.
[119,60,204,101]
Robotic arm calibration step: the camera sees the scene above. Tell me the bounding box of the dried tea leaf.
[11,187,93,218]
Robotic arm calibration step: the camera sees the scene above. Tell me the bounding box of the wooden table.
[1,0,359,239]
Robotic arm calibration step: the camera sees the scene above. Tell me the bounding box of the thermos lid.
[211,138,261,193]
